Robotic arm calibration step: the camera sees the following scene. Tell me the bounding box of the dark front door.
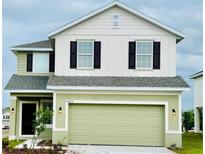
[21,103,36,135]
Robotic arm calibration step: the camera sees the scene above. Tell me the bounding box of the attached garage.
[68,104,165,146]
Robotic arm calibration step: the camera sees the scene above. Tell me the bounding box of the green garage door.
[68,104,165,146]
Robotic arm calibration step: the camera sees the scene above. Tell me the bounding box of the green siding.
[10,91,182,147]
[52,131,69,145]
[54,92,181,147]
[165,133,182,147]
[39,128,52,139]
[10,94,53,140]
[9,98,17,137]
[55,93,179,131]
[17,53,27,75]
[68,104,165,146]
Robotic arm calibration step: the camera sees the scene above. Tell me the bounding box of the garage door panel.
[68,104,164,146]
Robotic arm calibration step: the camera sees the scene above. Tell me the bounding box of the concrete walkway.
[67,145,176,154]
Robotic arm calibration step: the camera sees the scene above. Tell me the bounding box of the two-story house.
[5,1,189,148]
[191,71,203,133]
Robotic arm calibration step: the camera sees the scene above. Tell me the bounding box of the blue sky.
[2,0,202,110]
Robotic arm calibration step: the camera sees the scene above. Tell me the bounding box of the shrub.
[183,110,194,132]
[2,138,9,148]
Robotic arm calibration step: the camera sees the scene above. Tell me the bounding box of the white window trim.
[136,40,153,70]
[40,99,53,128]
[77,40,94,69]
[19,101,39,137]
[32,53,49,73]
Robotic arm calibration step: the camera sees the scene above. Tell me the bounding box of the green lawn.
[170,133,203,154]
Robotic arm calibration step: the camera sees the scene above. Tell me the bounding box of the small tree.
[31,109,53,148]
[183,110,194,132]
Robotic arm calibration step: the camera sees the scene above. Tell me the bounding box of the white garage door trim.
[70,100,170,132]
[53,96,181,135]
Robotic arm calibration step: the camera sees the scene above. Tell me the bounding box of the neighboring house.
[190,71,203,132]
[5,1,189,148]
[2,111,10,129]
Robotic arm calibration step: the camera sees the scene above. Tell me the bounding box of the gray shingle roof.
[5,75,189,91]
[11,40,52,49]
[47,75,189,88]
[5,74,49,90]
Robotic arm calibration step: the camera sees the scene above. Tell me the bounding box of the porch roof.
[11,40,52,49]
[47,75,189,88]
[5,74,49,90]
[5,74,189,91]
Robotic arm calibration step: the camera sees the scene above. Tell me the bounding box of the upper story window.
[77,41,94,68]
[33,53,49,73]
[112,14,119,27]
[27,52,54,73]
[136,41,153,69]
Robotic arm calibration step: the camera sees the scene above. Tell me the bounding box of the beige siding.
[54,6,177,77]
[17,53,27,75]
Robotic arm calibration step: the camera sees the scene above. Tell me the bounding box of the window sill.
[134,69,154,71]
[45,124,52,128]
[75,68,95,71]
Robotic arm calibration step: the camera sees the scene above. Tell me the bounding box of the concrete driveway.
[67,145,176,154]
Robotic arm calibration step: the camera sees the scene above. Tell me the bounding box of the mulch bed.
[37,140,52,146]
[3,148,66,154]
[3,140,68,154]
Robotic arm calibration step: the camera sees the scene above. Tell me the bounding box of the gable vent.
[112,14,119,27]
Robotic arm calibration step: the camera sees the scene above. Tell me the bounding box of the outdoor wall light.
[11,108,15,113]
[172,109,176,115]
[58,107,62,113]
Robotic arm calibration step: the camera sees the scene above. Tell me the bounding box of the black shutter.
[94,41,101,69]
[153,42,160,69]
[70,41,77,68]
[27,53,33,72]
[49,53,55,72]
[128,42,136,69]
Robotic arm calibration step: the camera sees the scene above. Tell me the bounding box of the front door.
[21,103,36,135]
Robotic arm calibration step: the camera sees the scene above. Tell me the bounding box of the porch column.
[9,96,17,140]
[194,107,200,132]
[52,92,69,145]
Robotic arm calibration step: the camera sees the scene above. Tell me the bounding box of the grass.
[8,139,25,150]
[2,138,25,154]
[170,132,203,154]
